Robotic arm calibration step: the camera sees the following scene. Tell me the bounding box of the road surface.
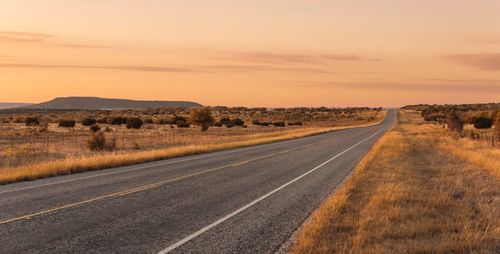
[0,110,395,254]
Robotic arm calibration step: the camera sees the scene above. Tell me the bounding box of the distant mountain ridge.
[24,97,202,110]
[0,102,32,109]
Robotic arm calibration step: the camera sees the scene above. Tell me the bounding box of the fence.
[0,125,302,168]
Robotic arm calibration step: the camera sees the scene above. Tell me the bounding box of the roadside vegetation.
[404,103,500,147]
[290,110,499,253]
[0,107,385,184]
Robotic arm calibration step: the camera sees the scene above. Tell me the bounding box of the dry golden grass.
[0,121,384,184]
[0,109,386,169]
[289,110,499,254]
[440,138,500,178]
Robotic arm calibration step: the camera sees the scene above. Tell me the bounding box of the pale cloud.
[0,63,197,73]
[306,81,500,93]
[51,43,119,49]
[0,30,117,49]
[0,63,332,74]
[216,52,376,64]
[0,31,53,42]
[447,53,500,70]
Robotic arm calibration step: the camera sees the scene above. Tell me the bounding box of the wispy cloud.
[201,64,332,73]
[0,63,332,74]
[307,81,500,93]
[0,31,53,42]
[0,30,118,49]
[447,53,500,71]
[0,63,197,73]
[424,78,500,83]
[52,43,119,49]
[217,52,378,64]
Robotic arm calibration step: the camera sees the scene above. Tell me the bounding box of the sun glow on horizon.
[1,0,499,106]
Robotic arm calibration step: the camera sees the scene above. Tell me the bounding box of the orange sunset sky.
[1,0,499,107]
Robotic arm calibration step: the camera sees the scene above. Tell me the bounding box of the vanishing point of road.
[0,110,395,254]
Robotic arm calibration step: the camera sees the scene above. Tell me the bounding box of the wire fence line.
[0,125,302,168]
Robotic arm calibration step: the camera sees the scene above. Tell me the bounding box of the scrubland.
[290,110,499,254]
[0,107,385,184]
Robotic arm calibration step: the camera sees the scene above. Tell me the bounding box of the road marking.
[157,128,385,254]
[0,141,320,225]
[0,131,332,195]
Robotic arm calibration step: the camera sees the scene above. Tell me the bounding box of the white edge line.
[157,127,385,254]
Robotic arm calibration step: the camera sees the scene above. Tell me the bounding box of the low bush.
[89,125,101,133]
[190,107,214,131]
[288,121,303,126]
[174,115,190,128]
[81,118,97,126]
[126,117,143,129]
[272,121,286,127]
[447,113,464,132]
[97,118,108,124]
[58,119,76,128]
[87,131,116,151]
[219,116,231,125]
[25,117,40,126]
[230,118,245,126]
[252,120,261,125]
[495,115,500,142]
[87,131,106,151]
[108,117,128,125]
[473,117,493,129]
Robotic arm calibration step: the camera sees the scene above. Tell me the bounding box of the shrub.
[423,113,445,122]
[190,107,214,131]
[495,115,500,142]
[25,117,40,126]
[126,117,143,129]
[89,125,101,133]
[97,118,108,124]
[219,116,231,125]
[81,118,97,126]
[108,117,127,125]
[230,118,245,126]
[288,121,303,126]
[260,122,271,126]
[272,121,286,127]
[87,131,115,151]
[173,115,190,128]
[473,117,493,129]
[143,118,154,124]
[153,118,169,125]
[252,120,261,125]
[176,121,190,128]
[447,113,464,132]
[87,131,106,151]
[58,119,76,128]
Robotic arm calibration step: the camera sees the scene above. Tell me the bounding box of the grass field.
[0,109,385,184]
[289,110,499,253]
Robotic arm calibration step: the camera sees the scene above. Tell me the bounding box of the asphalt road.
[0,109,395,254]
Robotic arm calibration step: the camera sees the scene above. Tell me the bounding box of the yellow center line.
[0,140,321,225]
